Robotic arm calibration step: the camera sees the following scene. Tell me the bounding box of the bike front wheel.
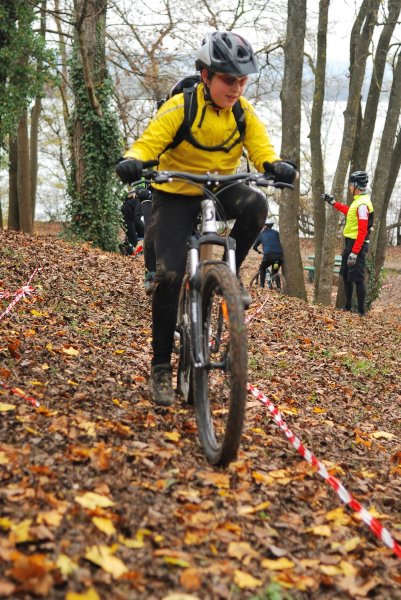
[193,264,248,467]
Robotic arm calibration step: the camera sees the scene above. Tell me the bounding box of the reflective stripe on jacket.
[124,83,281,196]
[343,194,374,239]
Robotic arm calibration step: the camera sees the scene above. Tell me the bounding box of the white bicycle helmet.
[195,31,258,76]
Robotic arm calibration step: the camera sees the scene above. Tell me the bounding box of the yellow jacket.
[124,83,281,196]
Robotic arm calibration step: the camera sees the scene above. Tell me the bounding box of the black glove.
[321,193,335,206]
[115,158,144,184]
[264,160,297,188]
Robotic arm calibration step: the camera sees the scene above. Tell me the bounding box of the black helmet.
[349,170,368,190]
[195,31,258,77]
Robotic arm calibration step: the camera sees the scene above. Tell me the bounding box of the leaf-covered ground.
[1,228,400,600]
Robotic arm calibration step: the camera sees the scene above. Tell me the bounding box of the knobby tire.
[193,264,248,467]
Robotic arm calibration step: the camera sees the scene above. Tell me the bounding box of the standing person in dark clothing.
[322,170,374,316]
[253,219,284,288]
[119,188,145,255]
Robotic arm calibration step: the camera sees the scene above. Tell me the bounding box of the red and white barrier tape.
[0,267,39,322]
[248,383,401,559]
[0,380,40,408]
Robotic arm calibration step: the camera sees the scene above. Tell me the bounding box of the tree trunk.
[366,52,401,306]
[17,110,33,233]
[30,0,46,222]
[279,0,307,301]
[310,0,329,300]
[353,0,401,171]
[316,0,380,306]
[8,136,20,231]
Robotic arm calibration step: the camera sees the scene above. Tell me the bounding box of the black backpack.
[159,75,246,155]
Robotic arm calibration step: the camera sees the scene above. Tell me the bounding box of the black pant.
[149,183,267,366]
[259,252,283,287]
[121,198,144,246]
[340,238,369,314]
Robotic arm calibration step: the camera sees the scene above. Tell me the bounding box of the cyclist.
[253,218,283,288]
[322,170,374,316]
[116,31,297,406]
[119,187,145,255]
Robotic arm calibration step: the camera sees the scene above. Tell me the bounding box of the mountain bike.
[142,164,292,467]
[250,261,287,294]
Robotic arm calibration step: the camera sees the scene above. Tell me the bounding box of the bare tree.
[309,0,330,299]
[316,0,380,306]
[279,0,307,300]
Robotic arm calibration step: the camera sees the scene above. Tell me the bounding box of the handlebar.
[138,161,294,190]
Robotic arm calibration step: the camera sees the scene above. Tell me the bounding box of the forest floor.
[0,227,400,600]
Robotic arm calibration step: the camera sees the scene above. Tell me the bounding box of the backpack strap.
[161,87,246,155]
[163,84,199,152]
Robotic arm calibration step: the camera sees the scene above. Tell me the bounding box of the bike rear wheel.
[193,264,248,467]
[272,272,287,294]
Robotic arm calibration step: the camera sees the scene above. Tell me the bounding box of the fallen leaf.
[372,430,395,440]
[165,431,181,442]
[233,569,263,589]
[92,517,116,536]
[56,554,79,576]
[65,588,100,600]
[0,403,16,412]
[85,545,127,578]
[261,557,295,570]
[180,568,202,591]
[62,346,79,356]
[75,492,115,510]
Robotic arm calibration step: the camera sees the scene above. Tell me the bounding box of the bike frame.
[188,197,237,369]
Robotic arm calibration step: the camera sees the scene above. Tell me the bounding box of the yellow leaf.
[29,380,45,386]
[252,471,274,485]
[163,556,191,568]
[325,507,351,526]
[65,587,100,600]
[0,403,16,412]
[114,349,125,355]
[372,430,395,440]
[118,535,144,549]
[228,542,259,562]
[56,553,79,576]
[261,557,295,571]
[339,560,357,576]
[77,421,96,436]
[308,525,331,537]
[199,471,230,488]
[30,309,42,316]
[359,470,376,479]
[233,569,263,589]
[68,380,79,386]
[85,545,127,578]
[75,492,115,510]
[0,451,10,464]
[10,519,32,543]
[37,510,63,527]
[62,346,79,356]
[165,431,181,442]
[46,342,53,351]
[313,407,326,413]
[92,517,116,536]
[41,363,50,370]
[0,517,13,530]
[237,501,271,515]
[331,536,362,553]
[268,469,289,479]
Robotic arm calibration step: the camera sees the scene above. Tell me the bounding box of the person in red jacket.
[322,170,374,316]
